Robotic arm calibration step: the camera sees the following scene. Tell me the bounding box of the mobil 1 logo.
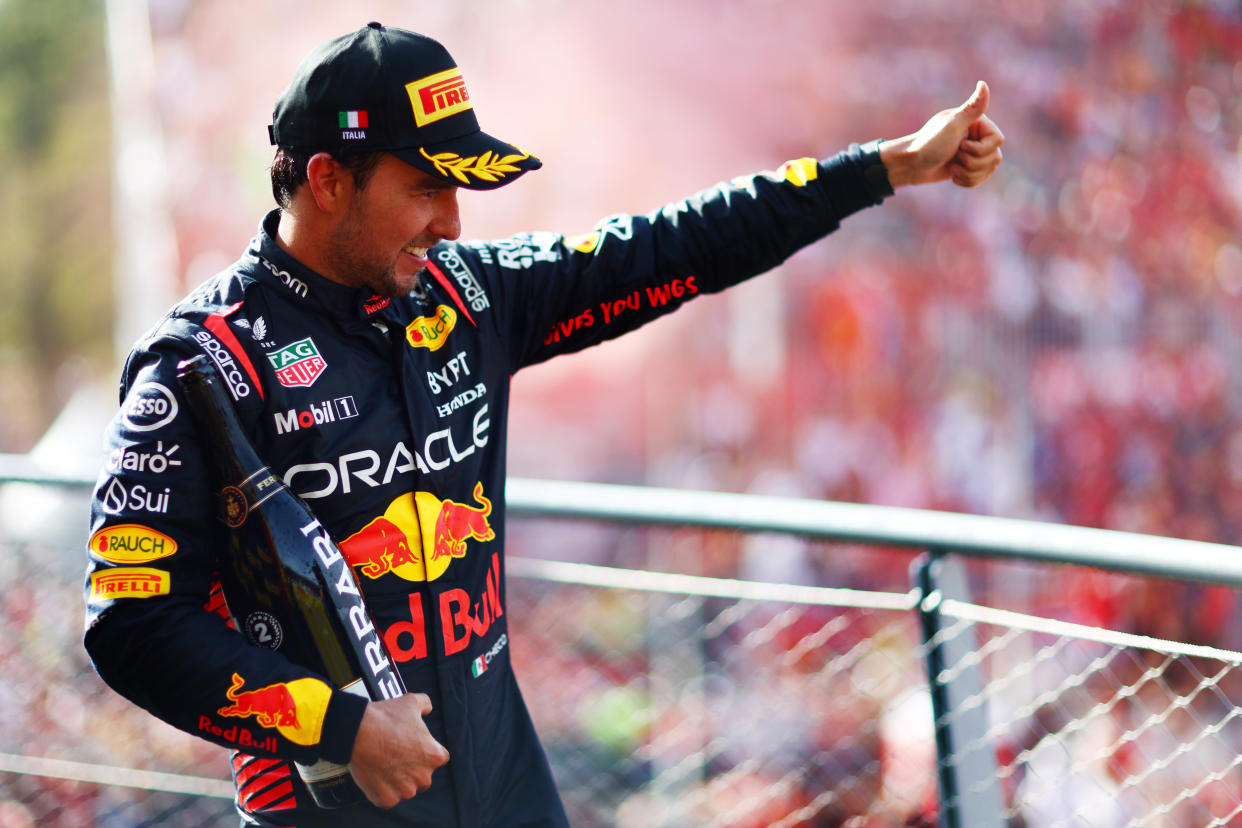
[273,395,359,436]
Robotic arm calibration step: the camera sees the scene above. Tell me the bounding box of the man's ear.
[305,152,350,213]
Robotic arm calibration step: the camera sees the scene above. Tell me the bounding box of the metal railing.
[9,457,1242,584]
[5,458,1242,826]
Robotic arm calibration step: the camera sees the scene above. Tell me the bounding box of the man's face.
[324,154,462,298]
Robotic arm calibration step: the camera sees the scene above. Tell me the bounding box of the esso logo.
[122,382,179,432]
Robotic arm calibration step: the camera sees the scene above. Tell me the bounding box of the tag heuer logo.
[267,337,327,388]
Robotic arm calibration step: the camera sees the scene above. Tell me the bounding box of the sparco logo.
[122,383,178,432]
[436,249,489,312]
[260,258,308,298]
[194,331,252,400]
[274,396,359,435]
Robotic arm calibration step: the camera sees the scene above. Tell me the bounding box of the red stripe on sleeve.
[204,304,266,400]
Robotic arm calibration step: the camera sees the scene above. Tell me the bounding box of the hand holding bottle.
[349,693,450,808]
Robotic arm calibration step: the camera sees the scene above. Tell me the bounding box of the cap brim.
[392,130,541,191]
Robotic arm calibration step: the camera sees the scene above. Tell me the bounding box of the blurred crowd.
[9,0,1242,826]
[140,2,1242,555]
[501,1,1242,651]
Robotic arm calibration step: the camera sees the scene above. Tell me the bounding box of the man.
[83,21,1002,828]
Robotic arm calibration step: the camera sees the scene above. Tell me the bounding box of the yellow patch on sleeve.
[781,157,819,187]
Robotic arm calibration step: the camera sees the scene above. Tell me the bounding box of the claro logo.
[107,441,181,474]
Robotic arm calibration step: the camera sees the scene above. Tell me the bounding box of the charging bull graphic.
[432,482,495,560]
[216,672,331,746]
[340,482,494,582]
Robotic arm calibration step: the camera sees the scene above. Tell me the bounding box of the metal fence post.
[914,552,1004,828]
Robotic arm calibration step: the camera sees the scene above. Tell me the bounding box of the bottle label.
[294,680,369,783]
[295,756,349,784]
[300,520,407,699]
[221,486,247,527]
[221,467,284,528]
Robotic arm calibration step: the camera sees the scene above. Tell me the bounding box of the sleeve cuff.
[317,686,370,764]
[819,141,894,219]
[851,140,895,201]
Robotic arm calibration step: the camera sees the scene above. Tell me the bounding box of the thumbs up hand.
[877,81,1005,189]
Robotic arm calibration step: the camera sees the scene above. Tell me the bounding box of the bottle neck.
[178,359,269,487]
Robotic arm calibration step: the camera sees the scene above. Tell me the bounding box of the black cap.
[269,23,541,190]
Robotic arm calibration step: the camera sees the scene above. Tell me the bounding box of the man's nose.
[430,191,461,241]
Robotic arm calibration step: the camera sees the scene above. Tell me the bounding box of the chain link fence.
[937,600,1242,827]
[3,480,1242,826]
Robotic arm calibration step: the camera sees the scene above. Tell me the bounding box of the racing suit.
[83,145,891,827]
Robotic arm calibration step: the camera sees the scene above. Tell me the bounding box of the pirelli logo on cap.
[406,68,472,127]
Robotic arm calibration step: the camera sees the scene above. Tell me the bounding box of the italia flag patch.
[471,655,488,677]
[338,110,368,129]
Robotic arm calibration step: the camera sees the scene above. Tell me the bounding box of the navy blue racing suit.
[82,145,890,827]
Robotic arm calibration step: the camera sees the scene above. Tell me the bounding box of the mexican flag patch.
[267,337,327,388]
[471,655,487,677]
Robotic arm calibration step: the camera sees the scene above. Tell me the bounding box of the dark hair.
[269,148,386,208]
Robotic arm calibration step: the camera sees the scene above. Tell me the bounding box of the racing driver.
[83,22,1003,828]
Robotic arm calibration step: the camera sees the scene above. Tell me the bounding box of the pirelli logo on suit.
[89,567,171,603]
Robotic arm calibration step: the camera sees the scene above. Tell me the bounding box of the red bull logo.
[381,551,506,662]
[340,482,494,582]
[432,481,495,559]
[216,672,330,747]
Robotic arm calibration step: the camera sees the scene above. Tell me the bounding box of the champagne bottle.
[177,353,405,809]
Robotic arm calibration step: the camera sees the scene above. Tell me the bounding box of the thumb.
[956,80,989,122]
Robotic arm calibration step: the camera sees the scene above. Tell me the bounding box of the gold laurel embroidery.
[419,148,528,183]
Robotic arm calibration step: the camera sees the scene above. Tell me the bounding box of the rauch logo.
[90,523,178,564]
